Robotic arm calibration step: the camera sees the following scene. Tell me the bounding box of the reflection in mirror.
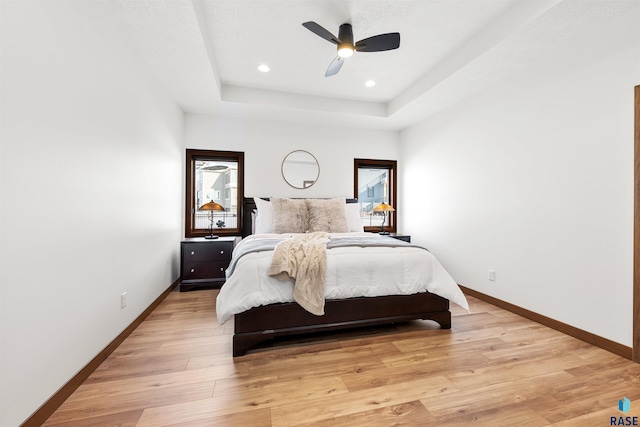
[282,150,319,189]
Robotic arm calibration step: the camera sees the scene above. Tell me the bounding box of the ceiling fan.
[302,21,400,77]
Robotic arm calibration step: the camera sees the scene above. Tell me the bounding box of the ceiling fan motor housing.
[338,23,354,45]
[337,23,354,57]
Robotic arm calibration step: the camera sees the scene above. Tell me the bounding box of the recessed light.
[258,64,270,73]
[365,80,376,87]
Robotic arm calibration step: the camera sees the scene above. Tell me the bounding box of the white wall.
[401,5,639,346]
[185,114,400,199]
[0,2,183,426]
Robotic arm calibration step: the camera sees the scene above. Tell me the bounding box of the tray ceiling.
[110,0,636,130]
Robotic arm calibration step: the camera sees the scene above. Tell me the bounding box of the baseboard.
[459,285,633,361]
[21,279,180,427]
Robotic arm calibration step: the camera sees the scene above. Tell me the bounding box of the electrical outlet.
[121,292,127,309]
[488,270,496,281]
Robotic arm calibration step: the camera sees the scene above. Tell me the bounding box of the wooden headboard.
[242,197,357,238]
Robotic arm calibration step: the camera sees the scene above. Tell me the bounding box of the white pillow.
[251,209,256,235]
[345,202,364,232]
[253,197,272,234]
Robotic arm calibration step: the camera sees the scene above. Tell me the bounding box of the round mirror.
[281,150,320,189]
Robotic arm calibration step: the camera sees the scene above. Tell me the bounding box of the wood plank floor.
[43,288,640,426]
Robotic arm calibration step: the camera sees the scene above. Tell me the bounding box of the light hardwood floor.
[43,288,640,426]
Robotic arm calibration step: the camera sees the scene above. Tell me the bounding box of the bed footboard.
[232,292,450,356]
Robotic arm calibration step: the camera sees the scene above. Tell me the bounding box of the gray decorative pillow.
[271,198,310,233]
[307,198,349,233]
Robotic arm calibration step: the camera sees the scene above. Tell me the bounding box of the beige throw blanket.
[268,232,330,315]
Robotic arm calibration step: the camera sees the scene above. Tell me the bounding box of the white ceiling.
[110,0,636,130]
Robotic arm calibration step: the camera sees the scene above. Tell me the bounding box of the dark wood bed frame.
[232,197,452,356]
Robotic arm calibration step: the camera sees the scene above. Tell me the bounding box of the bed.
[216,197,468,356]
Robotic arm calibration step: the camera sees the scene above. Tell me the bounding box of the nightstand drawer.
[180,236,240,291]
[182,243,233,262]
[182,262,228,280]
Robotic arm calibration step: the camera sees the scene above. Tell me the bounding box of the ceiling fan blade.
[302,21,340,45]
[355,33,400,52]
[325,56,344,77]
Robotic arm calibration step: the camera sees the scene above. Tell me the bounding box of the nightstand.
[388,233,411,243]
[180,236,240,291]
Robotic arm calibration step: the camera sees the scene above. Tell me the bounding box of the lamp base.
[379,231,390,235]
[204,235,219,239]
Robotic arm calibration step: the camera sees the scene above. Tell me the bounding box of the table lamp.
[199,201,225,239]
[373,203,395,235]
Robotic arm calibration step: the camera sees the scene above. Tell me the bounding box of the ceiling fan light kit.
[337,44,354,58]
[302,21,400,77]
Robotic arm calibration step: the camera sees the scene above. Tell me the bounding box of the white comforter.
[216,232,469,324]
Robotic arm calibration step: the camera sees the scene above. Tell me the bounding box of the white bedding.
[216,232,469,324]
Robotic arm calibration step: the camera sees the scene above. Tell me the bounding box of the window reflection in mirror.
[282,150,319,189]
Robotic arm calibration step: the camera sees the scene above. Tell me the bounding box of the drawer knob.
[190,268,195,273]
[220,267,224,271]
[190,251,195,255]
[220,250,224,255]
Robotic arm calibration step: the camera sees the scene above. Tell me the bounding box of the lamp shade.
[199,201,225,211]
[373,203,395,213]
